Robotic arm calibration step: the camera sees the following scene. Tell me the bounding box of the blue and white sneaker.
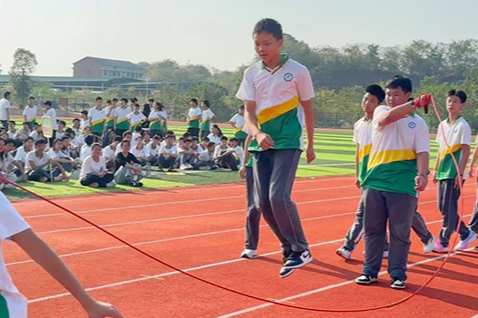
[455,231,477,251]
[282,250,313,269]
[279,267,296,278]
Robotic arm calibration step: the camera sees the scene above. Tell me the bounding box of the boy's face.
[9,122,15,130]
[207,145,215,152]
[125,135,132,142]
[447,96,465,115]
[120,101,126,107]
[230,140,238,148]
[362,93,380,113]
[23,124,30,130]
[239,108,244,116]
[201,140,208,147]
[62,139,70,147]
[28,99,34,106]
[192,140,198,147]
[190,101,197,108]
[386,87,411,107]
[137,138,143,146]
[134,106,140,112]
[221,139,227,146]
[73,120,80,127]
[36,143,46,153]
[5,143,13,153]
[96,100,103,107]
[184,141,191,149]
[201,105,208,111]
[26,139,34,149]
[81,114,87,119]
[253,32,283,65]
[166,138,173,146]
[59,123,65,129]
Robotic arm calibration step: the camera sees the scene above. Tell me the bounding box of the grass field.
[4,120,442,201]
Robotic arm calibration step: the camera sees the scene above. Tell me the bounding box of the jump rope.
[1,95,469,313]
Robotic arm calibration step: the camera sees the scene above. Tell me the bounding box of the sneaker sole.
[279,268,296,278]
[336,250,351,260]
[282,256,313,269]
[355,278,378,285]
[391,284,406,289]
[241,254,258,259]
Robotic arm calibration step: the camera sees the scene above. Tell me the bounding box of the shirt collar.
[261,53,290,73]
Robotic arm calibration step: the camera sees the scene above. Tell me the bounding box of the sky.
[1,0,478,76]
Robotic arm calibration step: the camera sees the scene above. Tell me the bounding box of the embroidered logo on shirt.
[408,122,416,129]
[284,73,293,82]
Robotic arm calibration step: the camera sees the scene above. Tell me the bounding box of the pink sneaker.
[433,241,449,253]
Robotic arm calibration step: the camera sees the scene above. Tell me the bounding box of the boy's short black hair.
[5,138,15,146]
[230,137,239,143]
[191,137,198,142]
[112,98,118,102]
[201,136,210,142]
[164,134,174,140]
[81,110,88,115]
[9,120,15,125]
[25,136,34,142]
[123,131,132,137]
[253,18,283,41]
[59,120,66,126]
[4,92,11,98]
[60,136,70,141]
[96,96,103,101]
[183,132,191,138]
[202,100,210,107]
[365,84,385,103]
[179,136,185,141]
[184,138,192,143]
[35,139,47,146]
[121,139,130,147]
[239,105,244,110]
[113,136,123,143]
[120,98,128,103]
[85,135,95,146]
[106,100,112,104]
[166,130,174,135]
[207,142,216,148]
[73,118,80,122]
[28,96,35,100]
[447,89,467,103]
[135,125,143,132]
[148,98,154,103]
[153,135,161,140]
[134,103,140,108]
[190,98,198,105]
[385,75,412,94]
[22,122,31,127]
[220,136,228,141]
[44,100,52,106]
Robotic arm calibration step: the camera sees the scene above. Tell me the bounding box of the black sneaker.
[282,251,292,265]
[282,250,313,269]
[355,275,378,285]
[391,279,406,289]
[279,267,296,278]
[137,182,144,187]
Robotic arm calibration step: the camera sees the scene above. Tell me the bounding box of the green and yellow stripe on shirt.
[130,120,142,130]
[150,119,162,131]
[91,119,105,134]
[234,125,247,139]
[201,118,211,131]
[437,144,462,181]
[116,118,130,130]
[189,116,200,129]
[106,116,115,128]
[357,144,372,183]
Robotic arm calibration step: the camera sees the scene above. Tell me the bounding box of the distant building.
[73,57,145,79]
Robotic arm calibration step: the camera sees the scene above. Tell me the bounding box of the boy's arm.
[456,144,471,188]
[433,152,441,184]
[415,151,430,191]
[239,135,253,180]
[378,94,431,127]
[11,229,123,318]
[355,144,360,188]
[302,99,316,164]
[469,144,478,177]
[244,101,274,150]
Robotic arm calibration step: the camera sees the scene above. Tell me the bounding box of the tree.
[9,48,38,106]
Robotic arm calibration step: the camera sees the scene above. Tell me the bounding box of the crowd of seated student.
[0,97,244,190]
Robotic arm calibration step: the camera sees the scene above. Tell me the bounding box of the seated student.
[115,140,143,187]
[142,130,151,145]
[179,138,196,170]
[0,130,7,141]
[14,122,31,144]
[200,136,210,152]
[104,135,122,172]
[229,137,244,165]
[79,143,115,188]
[190,136,203,153]
[30,123,44,141]
[7,120,17,139]
[0,192,123,318]
[207,125,222,145]
[14,136,34,166]
[132,125,143,147]
[61,135,78,159]
[56,120,67,140]
[80,135,95,163]
[146,135,161,166]
[48,139,77,173]
[194,141,218,170]
[0,139,20,189]
[5,138,28,183]
[103,128,116,148]
[70,117,81,137]
[158,134,178,172]
[116,131,133,155]
[213,136,239,171]
[131,136,149,166]
[25,140,69,182]
[74,126,92,151]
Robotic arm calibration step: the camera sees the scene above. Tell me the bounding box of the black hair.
[134,103,140,108]
[73,118,80,122]
[106,100,112,104]
[65,127,75,136]
[253,18,283,41]
[385,75,412,94]
[59,120,66,126]
[113,136,123,143]
[220,136,228,141]
[201,136,210,142]
[96,96,103,101]
[5,138,15,146]
[44,100,52,107]
[239,105,244,110]
[35,139,47,146]
[178,136,185,141]
[202,100,210,108]
[121,139,130,147]
[4,92,11,98]
[148,98,154,102]
[166,130,174,135]
[184,138,192,143]
[123,131,132,137]
[183,132,191,138]
[85,135,95,146]
[164,134,174,139]
[135,125,143,132]
[91,142,102,150]
[135,135,143,141]
[25,136,34,142]
[28,96,35,100]
[112,98,118,102]
[212,124,223,137]
[9,120,15,125]
[447,89,467,103]
[365,84,385,103]
[230,137,239,143]
[207,142,216,148]
[191,137,198,142]
[190,98,198,105]
[81,110,88,115]
[60,136,70,141]
[22,121,31,127]
[153,135,161,140]
[120,98,128,103]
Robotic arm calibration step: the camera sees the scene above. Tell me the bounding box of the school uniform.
[44,108,58,146]
[22,105,37,123]
[361,106,430,281]
[88,107,106,137]
[127,112,146,131]
[114,107,131,137]
[236,54,314,255]
[230,114,247,147]
[436,117,474,247]
[148,110,163,138]
[187,107,201,137]
[201,109,215,138]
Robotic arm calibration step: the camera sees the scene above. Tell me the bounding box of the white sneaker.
[106,181,116,188]
[455,231,477,251]
[240,249,258,259]
[433,241,449,253]
[423,236,435,254]
[336,247,352,260]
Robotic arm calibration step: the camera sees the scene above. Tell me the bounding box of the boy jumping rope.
[0,191,122,318]
[355,75,431,289]
[433,89,476,252]
[237,18,316,278]
[337,85,435,260]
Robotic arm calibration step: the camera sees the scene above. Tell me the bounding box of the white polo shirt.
[0,98,11,121]
[44,108,58,130]
[22,105,37,122]
[236,54,314,151]
[127,112,146,128]
[353,117,374,183]
[436,117,471,181]
[114,107,132,130]
[25,151,50,172]
[362,106,430,197]
[88,107,106,132]
[0,192,29,318]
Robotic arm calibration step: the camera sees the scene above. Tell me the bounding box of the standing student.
[127,104,146,131]
[201,100,215,139]
[43,101,58,146]
[23,96,38,123]
[80,110,90,132]
[187,98,201,138]
[237,18,316,278]
[0,92,11,129]
[88,97,106,137]
[114,98,131,137]
[149,102,165,138]
[142,98,153,128]
[229,105,248,147]
[432,89,476,252]
[71,118,81,137]
[0,191,122,318]
[240,134,261,259]
[356,75,431,289]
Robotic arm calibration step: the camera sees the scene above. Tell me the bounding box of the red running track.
[3,176,478,317]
